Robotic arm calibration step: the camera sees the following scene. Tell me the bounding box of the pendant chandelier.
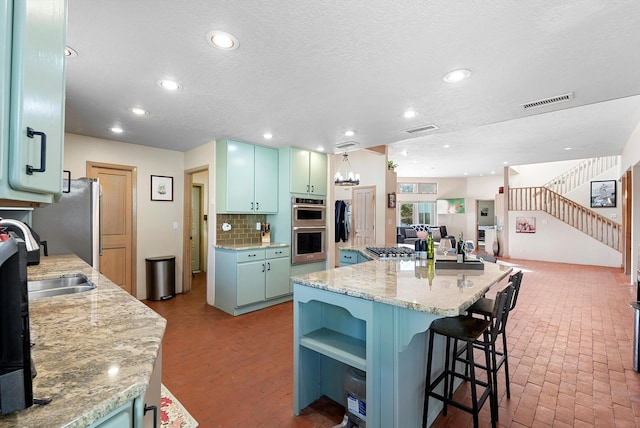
[334,153,360,186]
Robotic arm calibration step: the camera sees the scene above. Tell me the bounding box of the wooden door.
[87,162,136,295]
[353,186,376,245]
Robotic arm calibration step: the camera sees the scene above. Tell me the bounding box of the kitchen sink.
[28,274,96,300]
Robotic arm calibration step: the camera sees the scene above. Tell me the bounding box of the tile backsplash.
[216,214,266,246]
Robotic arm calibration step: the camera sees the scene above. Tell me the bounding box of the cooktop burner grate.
[365,246,415,258]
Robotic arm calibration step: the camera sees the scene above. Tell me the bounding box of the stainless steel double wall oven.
[291,196,326,264]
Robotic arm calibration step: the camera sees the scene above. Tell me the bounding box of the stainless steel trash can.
[146,256,175,300]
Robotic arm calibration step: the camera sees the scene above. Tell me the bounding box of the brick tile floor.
[145,258,640,427]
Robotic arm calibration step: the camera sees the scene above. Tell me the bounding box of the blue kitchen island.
[293,249,512,427]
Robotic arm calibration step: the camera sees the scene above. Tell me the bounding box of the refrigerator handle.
[99,194,103,257]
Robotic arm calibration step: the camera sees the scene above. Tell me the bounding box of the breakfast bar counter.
[292,249,512,427]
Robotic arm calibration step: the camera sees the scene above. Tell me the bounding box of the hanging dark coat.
[335,200,347,242]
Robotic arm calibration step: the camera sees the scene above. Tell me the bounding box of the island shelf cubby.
[294,283,374,415]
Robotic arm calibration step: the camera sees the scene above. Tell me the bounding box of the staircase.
[508,186,621,251]
[542,156,617,195]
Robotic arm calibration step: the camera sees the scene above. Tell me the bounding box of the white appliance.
[31,177,101,269]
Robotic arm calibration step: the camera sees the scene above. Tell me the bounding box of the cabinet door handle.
[311,185,315,193]
[267,262,271,271]
[26,127,47,175]
[251,202,254,210]
[256,202,259,210]
[248,253,257,258]
[345,255,352,259]
[262,263,265,272]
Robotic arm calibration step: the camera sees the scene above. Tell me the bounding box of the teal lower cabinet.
[88,396,144,428]
[293,282,448,428]
[215,246,291,316]
[339,249,371,267]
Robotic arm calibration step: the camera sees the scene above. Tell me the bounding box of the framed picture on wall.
[516,217,536,233]
[151,175,173,201]
[590,180,616,208]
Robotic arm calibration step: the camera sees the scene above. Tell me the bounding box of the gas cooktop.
[365,246,415,258]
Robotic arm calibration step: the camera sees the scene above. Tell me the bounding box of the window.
[399,183,416,193]
[398,202,437,225]
[418,183,437,194]
[398,182,437,194]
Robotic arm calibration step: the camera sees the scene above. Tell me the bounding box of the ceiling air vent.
[405,124,439,134]
[521,92,574,110]
[335,141,360,151]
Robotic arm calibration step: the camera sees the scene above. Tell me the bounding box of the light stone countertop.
[0,255,166,428]
[215,242,289,251]
[292,247,513,316]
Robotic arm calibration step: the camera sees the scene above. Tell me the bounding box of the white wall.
[64,133,185,299]
[508,210,620,267]
[621,120,640,282]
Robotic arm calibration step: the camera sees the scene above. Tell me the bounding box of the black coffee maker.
[0,233,33,414]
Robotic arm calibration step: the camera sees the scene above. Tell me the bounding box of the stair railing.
[508,186,621,251]
[542,156,618,195]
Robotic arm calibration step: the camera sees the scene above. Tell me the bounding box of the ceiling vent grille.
[405,124,439,134]
[335,141,360,151]
[521,92,574,110]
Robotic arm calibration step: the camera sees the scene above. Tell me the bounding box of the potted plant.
[387,160,398,171]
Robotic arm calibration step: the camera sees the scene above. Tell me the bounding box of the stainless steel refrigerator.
[31,177,101,269]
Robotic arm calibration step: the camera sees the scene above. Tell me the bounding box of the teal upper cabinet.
[290,147,327,196]
[0,0,66,204]
[216,139,278,213]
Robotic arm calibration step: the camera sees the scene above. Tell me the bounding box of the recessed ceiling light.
[564,147,572,151]
[207,31,239,51]
[403,110,418,119]
[443,69,471,83]
[503,161,508,165]
[344,130,355,137]
[110,127,123,134]
[443,144,450,148]
[158,80,181,91]
[464,172,468,176]
[401,150,408,156]
[317,146,325,152]
[129,107,148,116]
[263,133,273,140]
[65,46,78,57]
[491,171,496,174]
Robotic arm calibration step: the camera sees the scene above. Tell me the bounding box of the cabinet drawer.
[237,250,265,263]
[340,251,359,265]
[267,247,290,259]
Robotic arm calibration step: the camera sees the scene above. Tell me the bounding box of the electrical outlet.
[256,222,261,230]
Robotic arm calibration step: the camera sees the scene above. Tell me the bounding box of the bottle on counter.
[427,259,435,288]
[427,234,434,260]
[457,232,464,263]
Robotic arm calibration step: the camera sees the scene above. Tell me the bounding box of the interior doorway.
[183,167,209,295]
[475,199,495,253]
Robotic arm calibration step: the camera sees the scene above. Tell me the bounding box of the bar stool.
[465,271,523,399]
[422,288,511,428]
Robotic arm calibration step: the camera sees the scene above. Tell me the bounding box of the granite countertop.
[0,255,166,428]
[215,242,289,251]
[293,247,513,316]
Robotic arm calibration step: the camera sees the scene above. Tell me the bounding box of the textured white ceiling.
[64,0,640,177]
